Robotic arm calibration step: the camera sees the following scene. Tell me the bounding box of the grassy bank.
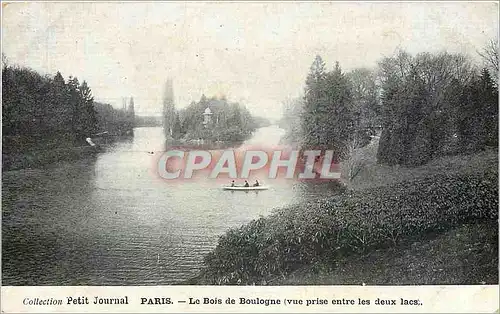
[272,221,498,285]
[340,138,498,190]
[188,149,498,285]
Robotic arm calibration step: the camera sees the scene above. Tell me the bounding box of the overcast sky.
[3,2,498,119]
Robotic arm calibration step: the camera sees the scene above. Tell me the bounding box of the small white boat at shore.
[222,185,269,191]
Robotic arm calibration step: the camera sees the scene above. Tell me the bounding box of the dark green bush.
[200,170,498,285]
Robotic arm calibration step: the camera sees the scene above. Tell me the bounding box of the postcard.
[1,1,498,313]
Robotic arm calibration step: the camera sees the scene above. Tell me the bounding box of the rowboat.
[222,185,269,191]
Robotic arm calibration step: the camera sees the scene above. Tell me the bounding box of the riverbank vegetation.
[280,44,498,185]
[163,93,261,143]
[190,148,498,285]
[134,115,163,127]
[2,58,136,170]
[190,42,498,285]
[280,45,498,170]
[272,220,498,285]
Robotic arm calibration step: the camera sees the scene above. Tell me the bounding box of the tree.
[322,62,355,161]
[228,103,242,126]
[280,97,304,145]
[94,101,135,136]
[347,67,380,146]
[162,79,176,137]
[67,76,82,137]
[49,71,71,132]
[305,55,326,89]
[478,39,498,84]
[457,68,498,151]
[2,63,135,153]
[172,112,182,139]
[79,80,97,135]
[302,55,327,149]
[128,96,136,129]
[128,97,135,116]
[178,95,256,142]
[377,51,431,165]
[480,68,499,147]
[377,50,494,166]
[301,57,354,161]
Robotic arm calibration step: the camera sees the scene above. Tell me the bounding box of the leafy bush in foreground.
[201,170,498,285]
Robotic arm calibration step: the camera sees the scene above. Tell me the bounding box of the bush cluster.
[200,170,498,285]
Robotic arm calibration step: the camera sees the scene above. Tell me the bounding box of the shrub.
[199,169,498,285]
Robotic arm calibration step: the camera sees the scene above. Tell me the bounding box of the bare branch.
[478,39,499,81]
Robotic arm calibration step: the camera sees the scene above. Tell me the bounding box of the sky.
[2,2,498,119]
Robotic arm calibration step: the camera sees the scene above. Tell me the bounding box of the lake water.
[2,126,337,285]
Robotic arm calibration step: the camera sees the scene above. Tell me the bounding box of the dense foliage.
[301,58,357,161]
[281,46,498,168]
[281,57,379,158]
[199,169,498,284]
[377,52,498,166]
[170,95,258,142]
[161,79,259,142]
[2,64,135,154]
[94,101,135,136]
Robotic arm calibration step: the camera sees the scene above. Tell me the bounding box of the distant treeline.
[94,101,135,136]
[2,63,135,153]
[253,116,272,128]
[281,43,498,166]
[164,94,267,142]
[135,115,163,127]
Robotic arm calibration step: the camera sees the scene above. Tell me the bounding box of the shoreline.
[1,132,137,172]
[184,148,499,286]
[184,220,498,286]
[2,146,101,172]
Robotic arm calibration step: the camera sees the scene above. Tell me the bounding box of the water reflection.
[2,126,340,285]
[2,158,99,285]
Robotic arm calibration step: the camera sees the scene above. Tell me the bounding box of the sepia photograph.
[2,0,498,291]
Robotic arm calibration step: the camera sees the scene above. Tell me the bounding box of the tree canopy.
[282,49,498,167]
[2,64,135,153]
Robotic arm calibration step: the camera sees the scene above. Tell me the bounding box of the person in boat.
[253,180,260,187]
[230,180,235,187]
[244,180,250,187]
